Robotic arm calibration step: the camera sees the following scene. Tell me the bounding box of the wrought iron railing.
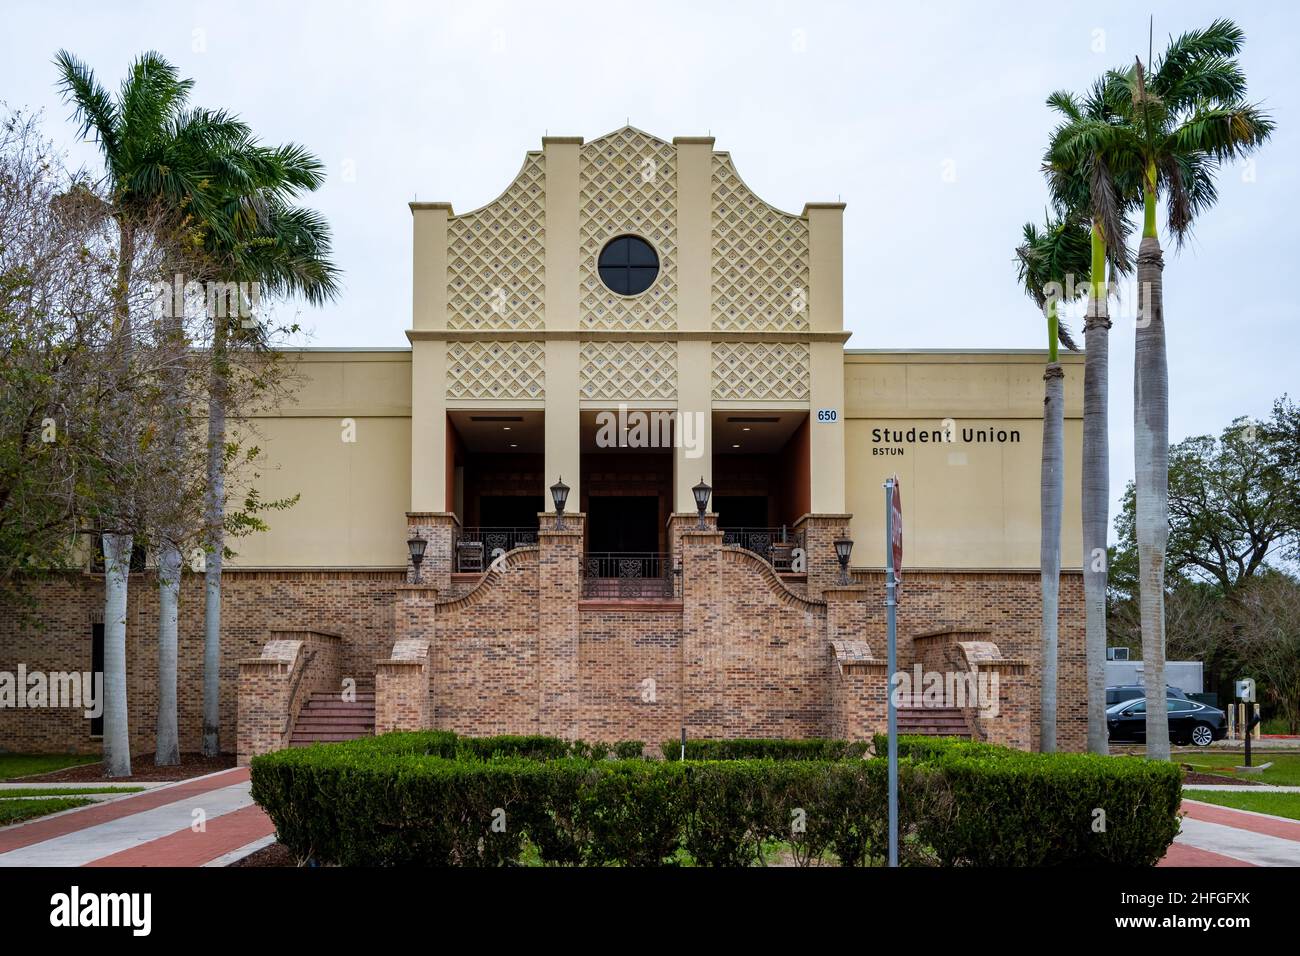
[455,526,538,572]
[720,526,805,572]
[582,552,678,599]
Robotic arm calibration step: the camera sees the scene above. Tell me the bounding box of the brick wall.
[0,569,400,756]
[2,546,1087,755]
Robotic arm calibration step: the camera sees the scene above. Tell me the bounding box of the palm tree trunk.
[1040,361,1065,753]
[102,532,133,777]
[155,540,181,765]
[1083,226,1112,754]
[201,314,228,757]
[1135,233,1170,759]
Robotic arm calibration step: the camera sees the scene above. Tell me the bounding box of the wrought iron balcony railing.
[720,526,805,572]
[582,552,678,600]
[455,526,538,572]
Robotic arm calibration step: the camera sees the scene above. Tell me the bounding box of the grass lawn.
[1184,789,1300,822]
[1179,752,1300,786]
[0,796,95,825]
[0,754,99,781]
[0,786,144,797]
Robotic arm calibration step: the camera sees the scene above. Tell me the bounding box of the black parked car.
[1105,684,1191,706]
[1106,696,1227,747]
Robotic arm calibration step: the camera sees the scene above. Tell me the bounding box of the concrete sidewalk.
[1160,798,1300,867]
[0,768,273,867]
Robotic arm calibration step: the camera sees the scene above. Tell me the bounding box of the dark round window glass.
[598,235,659,295]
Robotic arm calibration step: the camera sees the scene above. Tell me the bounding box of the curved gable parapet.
[446,152,546,331]
[721,546,825,613]
[711,153,810,332]
[579,127,678,331]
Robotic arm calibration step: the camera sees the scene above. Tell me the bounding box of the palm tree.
[198,154,339,757]
[1043,80,1140,754]
[1100,20,1273,758]
[1016,215,1090,752]
[55,50,253,776]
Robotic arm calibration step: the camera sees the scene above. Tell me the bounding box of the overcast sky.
[2,0,1295,536]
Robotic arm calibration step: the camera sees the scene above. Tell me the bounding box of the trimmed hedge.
[251,732,941,866]
[872,734,1184,865]
[663,737,872,761]
[250,732,1182,867]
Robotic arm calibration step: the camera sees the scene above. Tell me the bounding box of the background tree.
[1110,399,1300,716]
[1015,213,1087,752]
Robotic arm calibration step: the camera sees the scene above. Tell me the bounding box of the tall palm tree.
[1016,215,1089,752]
[1100,19,1273,758]
[198,155,339,757]
[55,50,253,776]
[1043,80,1139,754]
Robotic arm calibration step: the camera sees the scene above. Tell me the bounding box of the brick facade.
[1,533,1086,757]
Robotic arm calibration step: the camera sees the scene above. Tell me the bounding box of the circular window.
[598,235,659,296]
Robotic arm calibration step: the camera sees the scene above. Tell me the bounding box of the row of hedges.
[338,731,644,762]
[251,742,945,866]
[251,732,1183,867]
[872,734,1184,866]
[662,737,871,761]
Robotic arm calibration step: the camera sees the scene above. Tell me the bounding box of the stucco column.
[674,340,713,512]
[410,338,447,513]
[805,203,845,333]
[809,339,846,513]
[544,340,581,510]
[410,202,449,332]
[538,514,584,738]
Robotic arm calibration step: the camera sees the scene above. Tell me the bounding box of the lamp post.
[692,477,712,530]
[550,477,570,531]
[833,537,853,586]
[407,536,427,584]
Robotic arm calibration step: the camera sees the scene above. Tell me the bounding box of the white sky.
[2,0,1296,537]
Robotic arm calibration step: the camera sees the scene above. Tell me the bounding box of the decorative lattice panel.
[446,341,545,400]
[711,155,810,332]
[579,341,677,402]
[446,153,545,331]
[712,342,810,401]
[580,128,677,330]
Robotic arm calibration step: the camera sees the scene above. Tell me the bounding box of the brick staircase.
[288,683,375,746]
[896,706,971,739]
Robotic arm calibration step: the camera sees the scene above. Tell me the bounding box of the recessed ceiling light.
[510,443,517,448]
[742,427,751,432]
[503,426,511,431]
[732,443,740,448]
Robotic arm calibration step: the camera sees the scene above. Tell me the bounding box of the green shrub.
[663,737,871,761]
[250,731,1181,867]
[872,736,1184,866]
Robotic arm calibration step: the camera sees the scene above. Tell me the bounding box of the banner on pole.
[889,474,902,583]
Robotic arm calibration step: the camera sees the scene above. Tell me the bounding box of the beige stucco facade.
[228,127,1083,573]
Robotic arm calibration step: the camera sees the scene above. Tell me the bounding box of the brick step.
[305,693,375,701]
[297,702,374,712]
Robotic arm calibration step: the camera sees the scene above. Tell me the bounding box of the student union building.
[0,128,1087,760]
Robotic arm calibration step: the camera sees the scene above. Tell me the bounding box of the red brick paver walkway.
[0,768,273,867]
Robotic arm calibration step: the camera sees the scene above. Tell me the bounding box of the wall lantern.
[407,536,428,584]
[833,538,854,585]
[550,477,570,530]
[692,478,712,530]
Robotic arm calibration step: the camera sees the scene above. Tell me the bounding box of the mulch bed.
[229,842,296,867]
[1182,770,1259,786]
[16,752,236,783]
